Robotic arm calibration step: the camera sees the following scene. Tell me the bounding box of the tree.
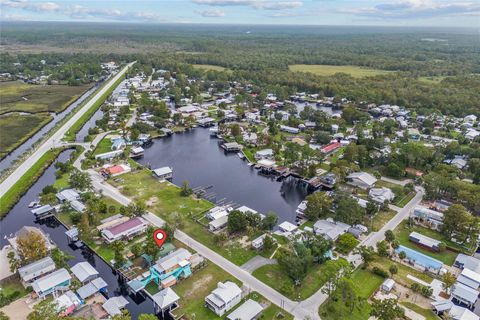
[277,243,312,283]
[384,230,395,243]
[112,241,126,268]
[354,245,375,267]
[335,195,365,225]
[322,260,352,296]
[228,210,247,234]
[180,180,193,196]
[370,298,404,320]
[7,251,18,272]
[0,311,8,320]
[16,230,48,264]
[126,201,147,217]
[442,271,456,295]
[163,223,176,241]
[51,248,73,269]
[398,251,406,260]
[366,200,378,216]
[41,185,57,195]
[441,204,470,238]
[304,234,332,263]
[389,264,398,276]
[376,240,390,257]
[131,243,143,258]
[69,169,92,191]
[335,277,363,314]
[40,192,57,206]
[143,226,161,260]
[27,300,61,320]
[263,235,275,252]
[304,192,332,221]
[261,211,278,230]
[112,310,132,320]
[230,124,241,137]
[336,233,358,255]
[78,213,92,243]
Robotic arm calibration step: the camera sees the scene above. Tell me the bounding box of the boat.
[28,201,39,208]
[209,126,219,136]
[237,152,245,159]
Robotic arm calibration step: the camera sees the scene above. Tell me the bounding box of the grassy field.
[394,221,463,266]
[400,302,440,320]
[369,255,433,287]
[0,81,90,114]
[252,259,349,301]
[92,137,112,156]
[370,209,396,232]
[418,76,446,85]
[318,268,384,320]
[0,112,52,157]
[192,64,228,72]
[289,64,391,78]
[0,276,32,307]
[0,148,67,217]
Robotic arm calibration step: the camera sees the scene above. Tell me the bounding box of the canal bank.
[137,127,308,223]
[0,149,156,319]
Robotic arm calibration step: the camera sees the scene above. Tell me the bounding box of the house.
[448,305,479,320]
[409,232,441,251]
[153,167,173,180]
[251,234,268,250]
[206,206,231,221]
[8,226,56,253]
[410,206,443,230]
[152,287,180,316]
[454,254,480,273]
[222,142,243,152]
[152,248,192,288]
[346,172,377,189]
[111,138,126,151]
[71,262,99,284]
[76,277,108,300]
[56,189,80,203]
[31,268,71,299]
[209,215,229,232]
[226,299,263,320]
[103,164,131,177]
[18,257,56,285]
[102,296,129,316]
[280,125,299,134]
[465,129,480,141]
[205,281,242,316]
[255,149,274,160]
[278,221,298,234]
[457,268,480,290]
[31,205,55,219]
[320,141,341,154]
[96,214,130,231]
[313,219,351,241]
[101,217,148,243]
[243,132,258,145]
[369,187,395,203]
[95,150,123,160]
[451,282,478,308]
[444,156,468,169]
[296,200,307,217]
[54,290,81,317]
[381,278,395,293]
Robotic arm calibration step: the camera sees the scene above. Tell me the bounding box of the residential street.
[0,62,134,199]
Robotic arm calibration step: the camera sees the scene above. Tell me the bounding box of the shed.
[226,299,263,320]
[381,278,395,292]
[71,262,99,283]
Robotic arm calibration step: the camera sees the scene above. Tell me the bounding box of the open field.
[319,268,384,320]
[192,64,228,72]
[289,64,391,78]
[400,302,439,320]
[0,81,90,114]
[253,259,349,301]
[0,112,52,157]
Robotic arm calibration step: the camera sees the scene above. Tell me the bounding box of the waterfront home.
[71,261,99,284]
[209,215,229,232]
[152,248,193,288]
[409,232,441,251]
[76,277,108,300]
[96,214,130,231]
[320,141,341,154]
[368,187,395,203]
[56,189,80,203]
[101,217,148,243]
[102,296,129,317]
[153,167,173,180]
[280,125,299,134]
[243,132,258,145]
[18,256,56,285]
[152,287,180,316]
[130,146,145,158]
[278,221,298,234]
[454,254,480,273]
[205,281,242,316]
[111,138,126,151]
[222,142,243,152]
[226,299,263,320]
[94,149,123,160]
[31,204,55,219]
[54,290,81,317]
[102,163,132,177]
[346,172,377,189]
[252,234,267,250]
[444,156,467,169]
[138,133,152,145]
[410,205,443,230]
[296,200,307,217]
[255,149,274,160]
[451,282,478,308]
[206,206,232,220]
[31,268,71,299]
[457,268,480,290]
[197,117,216,127]
[313,219,351,241]
[8,226,56,253]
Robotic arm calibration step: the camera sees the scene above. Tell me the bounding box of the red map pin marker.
[153,229,167,248]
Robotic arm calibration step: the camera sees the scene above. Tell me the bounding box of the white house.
[313,219,351,241]
[410,205,444,231]
[153,167,173,180]
[457,268,480,290]
[280,125,299,134]
[31,268,72,299]
[255,149,274,160]
[18,257,56,285]
[452,282,478,308]
[465,129,480,141]
[101,217,148,243]
[205,281,242,316]
[346,172,377,189]
[71,262,99,284]
[369,187,395,203]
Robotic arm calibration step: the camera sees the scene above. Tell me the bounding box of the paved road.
[241,256,277,273]
[0,62,134,199]
[380,176,413,187]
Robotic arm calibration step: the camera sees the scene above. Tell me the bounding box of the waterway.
[137,128,308,223]
[0,149,155,319]
[0,85,99,172]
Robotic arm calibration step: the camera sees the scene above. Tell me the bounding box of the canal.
[0,150,155,319]
[137,128,308,223]
[0,85,99,172]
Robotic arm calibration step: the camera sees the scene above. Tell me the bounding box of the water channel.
[137,128,308,223]
[0,85,99,172]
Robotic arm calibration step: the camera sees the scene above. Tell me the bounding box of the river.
[0,85,99,172]
[137,128,308,223]
[0,150,155,319]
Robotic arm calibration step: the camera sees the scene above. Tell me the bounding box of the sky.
[1,0,479,27]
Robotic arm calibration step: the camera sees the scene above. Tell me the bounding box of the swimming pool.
[396,245,443,270]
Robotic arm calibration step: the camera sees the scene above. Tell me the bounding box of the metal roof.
[226,299,263,320]
[18,257,56,282]
[71,262,99,282]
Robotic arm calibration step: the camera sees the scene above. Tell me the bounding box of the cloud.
[197,8,225,17]
[193,0,303,10]
[338,0,480,20]
[1,0,59,12]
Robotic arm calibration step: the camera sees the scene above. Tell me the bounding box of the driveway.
[241,255,277,273]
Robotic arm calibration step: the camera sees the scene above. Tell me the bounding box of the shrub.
[398,251,407,260]
[389,264,398,275]
[372,266,389,278]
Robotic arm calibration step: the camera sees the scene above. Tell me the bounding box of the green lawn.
[92,137,113,155]
[289,64,391,78]
[400,302,440,320]
[53,173,70,190]
[192,64,228,72]
[253,259,350,301]
[394,192,416,207]
[318,268,384,320]
[109,169,257,265]
[0,112,52,157]
[0,276,32,307]
[369,255,433,287]
[394,221,464,266]
[369,209,396,232]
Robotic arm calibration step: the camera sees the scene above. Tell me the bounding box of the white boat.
[28,201,39,208]
[237,152,245,159]
[209,126,219,136]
